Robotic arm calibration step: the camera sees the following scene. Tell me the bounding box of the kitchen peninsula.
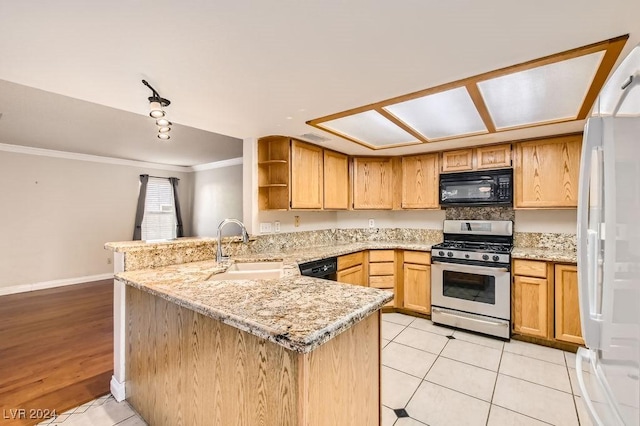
[106,238,392,426]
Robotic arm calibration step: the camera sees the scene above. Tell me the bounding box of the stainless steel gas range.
[430,220,513,339]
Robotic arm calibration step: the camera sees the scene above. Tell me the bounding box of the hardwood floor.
[0,280,113,426]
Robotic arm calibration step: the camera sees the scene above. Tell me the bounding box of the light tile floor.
[382,312,592,426]
[40,312,593,426]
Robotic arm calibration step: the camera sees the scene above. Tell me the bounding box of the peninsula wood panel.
[302,312,380,426]
[323,150,349,209]
[126,287,381,426]
[353,158,393,209]
[554,264,584,345]
[476,144,512,169]
[126,286,299,426]
[291,140,323,209]
[401,153,439,209]
[513,275,549,338]
[441,149,473,172]
[514,135,582,208]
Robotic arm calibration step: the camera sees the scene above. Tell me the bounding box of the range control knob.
[438,251,445,257]
[464,254,470,259]
[492,255,500,261]
[447,251,454,257]
[482,254,489,260]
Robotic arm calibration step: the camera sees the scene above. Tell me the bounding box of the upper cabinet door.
[401,154,439,209]
[441,149,473,172]
[515,135,582,208]
[291,140,323,209]
[476,144,512,170]
[323,150,349,210]
[353,158,393,209]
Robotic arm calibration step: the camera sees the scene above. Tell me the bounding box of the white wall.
[191,164,243,237]
[514,210,577,234]
[0,151,192,288]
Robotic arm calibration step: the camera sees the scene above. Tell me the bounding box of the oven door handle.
[432,260,509,273]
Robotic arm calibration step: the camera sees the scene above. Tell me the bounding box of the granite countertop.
[511,247,577,263]
[117,255,393,354]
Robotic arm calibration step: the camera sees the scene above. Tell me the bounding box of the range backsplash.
[445,206,515,221]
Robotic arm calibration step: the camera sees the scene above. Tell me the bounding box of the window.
[141,177,177,241]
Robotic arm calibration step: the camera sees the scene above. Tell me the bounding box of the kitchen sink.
[208,261,285,281]
[226,261,284,272]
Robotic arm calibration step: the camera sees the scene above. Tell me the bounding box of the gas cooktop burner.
[433,241,512,253]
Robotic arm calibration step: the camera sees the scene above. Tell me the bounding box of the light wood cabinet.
[337,264,365,286]
[323,150,349,210]
[353,158,393,209]
[258,136,290,210]
[513,275,549,338]
[476,144,512,169]
[514,135,582,208]
[555,264,584,345]
[401,153,439,209]
[402,251,431,314]
[291,140,323,209]
[337,252,366,286]
[441,149,473,172]
[368,250,396,307]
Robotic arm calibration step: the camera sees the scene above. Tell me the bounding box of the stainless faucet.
[216,219,250,262]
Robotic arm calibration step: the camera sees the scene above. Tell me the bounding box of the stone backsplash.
[445,206,515,221]
[514,232,577,252]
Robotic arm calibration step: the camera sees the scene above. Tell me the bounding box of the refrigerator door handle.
[577,118,603,349]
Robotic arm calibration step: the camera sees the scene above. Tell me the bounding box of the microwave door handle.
[577,118,604,349]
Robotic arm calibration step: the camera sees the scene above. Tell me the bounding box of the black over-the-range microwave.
[439,168,513,206]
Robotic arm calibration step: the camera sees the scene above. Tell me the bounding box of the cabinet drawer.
[513,259,548,278]
[369,275,395,288]
[338,251,364,271]
[403,251,431,265]
[369,262,395,276]
[369,250,395,262]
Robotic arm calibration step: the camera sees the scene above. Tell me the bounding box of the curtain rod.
[140,174,179,180]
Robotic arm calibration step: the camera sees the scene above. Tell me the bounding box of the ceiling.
[0,1,638,160]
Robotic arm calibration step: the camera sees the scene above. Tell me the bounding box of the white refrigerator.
[577,43,640,425]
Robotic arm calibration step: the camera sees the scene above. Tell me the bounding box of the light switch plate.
[259,222,272,233]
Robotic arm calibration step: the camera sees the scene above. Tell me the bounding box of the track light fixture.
[142,79,172,140]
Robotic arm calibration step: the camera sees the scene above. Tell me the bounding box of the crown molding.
[0,143,242,172]
[190,157,243,171]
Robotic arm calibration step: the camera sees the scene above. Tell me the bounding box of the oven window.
[443,270,495,305]
[441,181,493,201]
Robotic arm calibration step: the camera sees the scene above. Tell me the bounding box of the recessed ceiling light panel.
[384,87,488,139]
[477,51,605,129]
[320,110,416,147]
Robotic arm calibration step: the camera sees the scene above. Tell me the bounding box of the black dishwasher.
[298,257,338,281]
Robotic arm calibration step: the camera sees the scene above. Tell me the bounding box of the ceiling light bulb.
[157,133,170,140]
[156,118,170,126]
[158,126,171,133]
[149,101,165,118]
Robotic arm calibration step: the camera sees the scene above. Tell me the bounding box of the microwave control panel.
[497,177,511,201]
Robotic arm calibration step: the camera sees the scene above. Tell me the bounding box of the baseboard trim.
[0,273,114,296]
[110,376,126,402]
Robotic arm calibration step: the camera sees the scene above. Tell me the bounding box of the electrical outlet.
[107,257,112,265]
[274,221,281,233]
[259,222,272,233]
[368,218,375,228]
[294,216,300,228]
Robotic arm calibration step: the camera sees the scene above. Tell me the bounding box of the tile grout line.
[565,352,584,425]
[485,340,505,426]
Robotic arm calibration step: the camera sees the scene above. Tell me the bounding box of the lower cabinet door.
[403,263,430,314]
[513,275,548,338]
[337,264,365,286]
[554,264,584,345]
